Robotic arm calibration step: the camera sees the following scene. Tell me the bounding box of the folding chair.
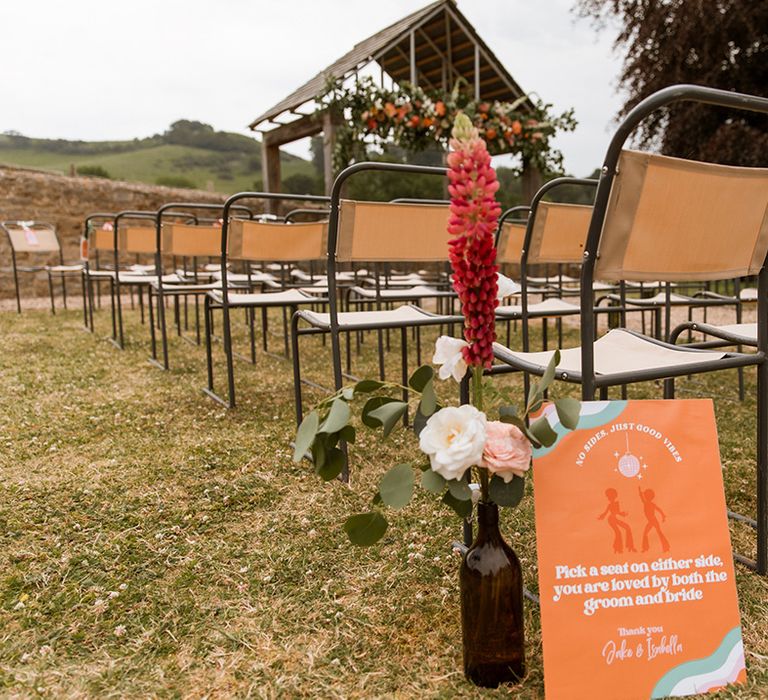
[1,220,82,313]
[145,202,258,370]
[291,162,467,440]
[203,192,331,408]
[491,84,768,574]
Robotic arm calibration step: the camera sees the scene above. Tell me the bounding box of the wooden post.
[521,157,543,205]
[262,142,282,214]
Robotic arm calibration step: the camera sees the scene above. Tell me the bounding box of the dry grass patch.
[0,305,765,698]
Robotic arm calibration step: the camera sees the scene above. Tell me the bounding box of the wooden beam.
[262,142,282,214]
[322,111,337,196]
[262,114,323,148]
[474,45,480,100]
[410,31,417,86]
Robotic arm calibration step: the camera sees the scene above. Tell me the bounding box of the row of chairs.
[4,84,767,576]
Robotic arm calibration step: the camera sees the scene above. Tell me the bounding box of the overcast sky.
[1,0,626,176]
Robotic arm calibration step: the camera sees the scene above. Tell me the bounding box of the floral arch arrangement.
[316,76,577,174]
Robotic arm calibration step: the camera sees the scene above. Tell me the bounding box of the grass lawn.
[0,305,766,698]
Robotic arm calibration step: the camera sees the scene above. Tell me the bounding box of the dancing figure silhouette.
[639,487,670,552]
[597,488,636,553]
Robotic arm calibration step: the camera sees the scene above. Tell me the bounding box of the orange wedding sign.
[532,399,745,699]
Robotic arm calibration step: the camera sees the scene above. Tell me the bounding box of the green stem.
[471,366,490,503]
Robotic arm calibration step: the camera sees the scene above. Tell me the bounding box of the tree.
[576,0,768,165]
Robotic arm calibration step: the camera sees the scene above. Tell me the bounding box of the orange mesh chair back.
[335,200,451,262]
[496,221,527,265]
[528,202,593,265]
[227,219,328,262]
[595,150,768,282]
[161,222,222,257]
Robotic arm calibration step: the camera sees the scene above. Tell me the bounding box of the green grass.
[0,143,313,194]
[0,305,765,697]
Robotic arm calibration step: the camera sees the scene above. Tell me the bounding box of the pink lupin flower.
[447,113,501,369]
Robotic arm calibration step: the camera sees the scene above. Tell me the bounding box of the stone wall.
[0,165,236,298]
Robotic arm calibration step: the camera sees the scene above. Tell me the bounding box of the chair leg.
[222,301,236,408]
[291,311,304,427]
[12,258,21,314]
[401,326,409,427]
[204,296,215,393]
[47,271,55,315]
[757,357,767,575]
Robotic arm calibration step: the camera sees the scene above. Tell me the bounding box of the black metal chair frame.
[491,84,768,574]
[202,192,331,408]
[1,220,79,314]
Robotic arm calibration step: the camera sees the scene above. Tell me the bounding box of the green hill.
[0,120,318,194]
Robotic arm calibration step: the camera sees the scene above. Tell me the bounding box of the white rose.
[497,273,521,300]
[419,405,487,481]
[433,335,468,382]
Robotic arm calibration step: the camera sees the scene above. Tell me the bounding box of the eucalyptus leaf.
[368,401,408,437]
[320,398,350,434]
[355,379,385,393]
[341,386,355,401]
[379,463,414,509]
[499,405,518,422]
[409,365,434,392]
[311,437,327,470]
[339,425,356,444]
[530,415,558,447]
[412,407,429,437]
[317,447,345,481]
[442,491,472,518]
[508,415,541,448]
[555,397,581,430]
[419,378,437,417]
[343,511,388,546]
[447,478,472,501]
[489,474,526,507]
[421,469,446,494]
[362,396,400,428]
[538,349,561,394]
[293,410,319,462]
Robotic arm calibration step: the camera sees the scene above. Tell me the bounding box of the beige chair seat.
[212,271,276,283]
[609,292,733,307]
[86,271,184,284]
[47,263,83,273]
[152,280,248,294]
[496,297,581,318]
[298,303,460,330]
[128,263,155,273]
[528,274,580,285]
[494,328,729,379]
[687,322,758,345]
[349,284,454,300]
[208,288,325,307]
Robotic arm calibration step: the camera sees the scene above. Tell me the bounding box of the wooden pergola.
[249,0,542,207]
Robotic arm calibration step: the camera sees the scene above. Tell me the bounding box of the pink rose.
[481,421,532,482]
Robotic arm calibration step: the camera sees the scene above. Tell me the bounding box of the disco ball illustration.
[618,452,641,478]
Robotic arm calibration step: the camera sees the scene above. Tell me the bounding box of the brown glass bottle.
[460,501,525,688]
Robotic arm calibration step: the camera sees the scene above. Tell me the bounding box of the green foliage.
[317,75,577,175]
[282,172,324,195]
[0,121,314,194]
[76,164,111,179]
[577,1,768,166]
[343,511,388,546]
[489,475,525,508]
[379,464,414,510]
[421,469,446,494]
